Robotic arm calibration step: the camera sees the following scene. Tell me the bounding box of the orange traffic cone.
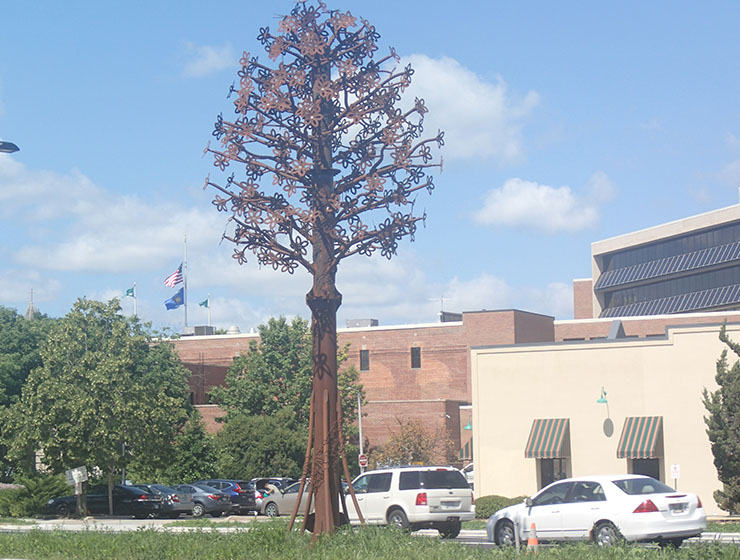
[527,522,539,553]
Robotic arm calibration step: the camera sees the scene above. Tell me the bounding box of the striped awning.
[617,416,663,459]
[525,418,570,459]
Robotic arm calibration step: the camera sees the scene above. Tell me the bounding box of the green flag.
[199,298,209,308]
[125,287,135,297]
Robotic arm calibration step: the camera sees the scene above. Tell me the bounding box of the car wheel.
[265,502,279,517]
[439,520,461,539]
[55,503,71,517]
[387,508,410,531]
[495,519,516,547]
[192,503,205,518]
[658,538,684,549]
[593,521,622,546]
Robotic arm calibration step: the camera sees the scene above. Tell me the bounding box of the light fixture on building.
[597,386,613,437]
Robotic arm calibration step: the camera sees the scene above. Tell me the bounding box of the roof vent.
[607,320,626,339]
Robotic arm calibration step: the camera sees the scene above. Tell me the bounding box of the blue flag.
[164,287,184,310]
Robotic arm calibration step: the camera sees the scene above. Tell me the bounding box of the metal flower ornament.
[204,0,443,536]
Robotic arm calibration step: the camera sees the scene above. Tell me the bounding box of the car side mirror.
[524,497,532,507]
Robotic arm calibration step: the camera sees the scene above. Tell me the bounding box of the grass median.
[0,521,738,559]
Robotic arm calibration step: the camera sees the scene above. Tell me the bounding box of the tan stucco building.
[472,316,740,515]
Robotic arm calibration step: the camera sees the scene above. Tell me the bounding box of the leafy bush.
[0,486,20,516]
[474,494,528,519]
[0,474,69,517]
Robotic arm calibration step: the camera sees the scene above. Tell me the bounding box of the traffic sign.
[358,453,368,467]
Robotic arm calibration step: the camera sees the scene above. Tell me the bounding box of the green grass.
[0,522,737,559]
[708,521,740,533]
[0,516,34,524]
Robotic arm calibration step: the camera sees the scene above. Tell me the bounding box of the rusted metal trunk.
[305,58,344,536]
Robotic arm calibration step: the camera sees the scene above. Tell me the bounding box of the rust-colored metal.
[289,389,315,532]
[337,390,365,525]
[205,0,442,535]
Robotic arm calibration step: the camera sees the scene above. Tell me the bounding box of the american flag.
[164,264,183,287]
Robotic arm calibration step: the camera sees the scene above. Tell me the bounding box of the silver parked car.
[172,484,231,518]
[260,481,311,517]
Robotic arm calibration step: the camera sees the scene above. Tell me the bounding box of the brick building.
[171,309,555,461]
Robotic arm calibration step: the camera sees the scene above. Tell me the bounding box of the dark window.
[359,349,369,371]
[532,481,573,506]
[613,476,673,495]
[632,458,661,481]
[399,471,420,490]
[566,481,605,503]
[420,470,468,489]
[366,473,392,493]
[411,347,421,369]
[399,469,468,490]
[539,458,569,488]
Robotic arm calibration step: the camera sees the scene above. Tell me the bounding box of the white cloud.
[474,172,616,233]
[442,275,572,319]
[726,133,740,151]
[719,160,740,188]
[400,55,540,164]
[182,42,235,77]
[0,268,61,305]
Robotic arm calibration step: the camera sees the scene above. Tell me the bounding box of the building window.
[359,349,369,371]
[411,346,421,369]
[630,458,662,482]
[538,458,571,489]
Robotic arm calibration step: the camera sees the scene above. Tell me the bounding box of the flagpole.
[133,282,137,318]
[207,293,211,327]
[184,234,188,328]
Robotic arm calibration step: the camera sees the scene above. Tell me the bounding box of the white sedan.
[486,474,706,548]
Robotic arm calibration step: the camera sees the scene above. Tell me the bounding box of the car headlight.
[46,499,55,505]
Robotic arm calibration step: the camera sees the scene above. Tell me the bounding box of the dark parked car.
[172,483,231,518]
[194,479,257,514]
[45,484,163,518]
[132,484,194,518]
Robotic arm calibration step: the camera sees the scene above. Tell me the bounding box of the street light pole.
[0,141,20,153]
[357,392,364,474]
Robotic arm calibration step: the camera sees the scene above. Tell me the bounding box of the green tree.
[216,407,307,480]
[0,305,56,407]
[704,323,740,513]
[131,413,218,484]
[7,298,191,513]
[211,317,313,423]
[211,316,364,436]
[370,417,456,469]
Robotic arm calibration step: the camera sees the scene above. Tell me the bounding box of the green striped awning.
[617,416,663,459]
[525,418,570,459]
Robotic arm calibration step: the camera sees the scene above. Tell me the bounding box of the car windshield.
[612,477,675,495]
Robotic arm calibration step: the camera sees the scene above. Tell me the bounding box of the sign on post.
[358,454,368,468]
[64,466,88,486]
[671,464,680,489]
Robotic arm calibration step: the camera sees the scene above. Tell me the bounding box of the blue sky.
[1,1,740,332]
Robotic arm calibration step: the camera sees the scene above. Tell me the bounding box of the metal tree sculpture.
[205,0,442,536]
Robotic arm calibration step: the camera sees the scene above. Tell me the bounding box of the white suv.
[345,466,475,538]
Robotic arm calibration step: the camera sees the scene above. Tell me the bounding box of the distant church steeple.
[24,289,39,320]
